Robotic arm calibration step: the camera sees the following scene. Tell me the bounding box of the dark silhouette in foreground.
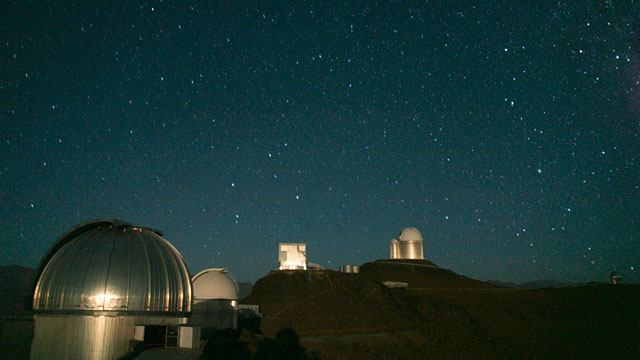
[199,327,310,360]
[253,328,307,360]
[200,329,251,360]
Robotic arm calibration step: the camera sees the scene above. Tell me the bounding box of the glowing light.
[91,293,120,309]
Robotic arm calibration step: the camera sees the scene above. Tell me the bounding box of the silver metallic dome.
[33,219,192,314]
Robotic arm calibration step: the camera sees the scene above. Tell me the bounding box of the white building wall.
[278,243,307,270]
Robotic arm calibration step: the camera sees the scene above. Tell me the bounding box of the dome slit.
[137,230,153,311]
[100,226,120,310]
[77,229,110,310]
[125,228,132,310]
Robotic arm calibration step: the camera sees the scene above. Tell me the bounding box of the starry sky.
[1,1,639,283]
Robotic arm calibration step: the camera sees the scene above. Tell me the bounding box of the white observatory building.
[390,227,424,259]
[190,268,239,339]
[30,219,192,360]
[279,243,307,270]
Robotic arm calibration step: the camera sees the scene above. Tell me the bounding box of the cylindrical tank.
[398,240,424,259]
[390,239,399,259]
[339,265,359,273]
[30,219,192,360]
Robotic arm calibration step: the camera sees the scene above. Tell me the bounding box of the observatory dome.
[192,269,239,300]
[391,227,424,260]
[33,218,192,313]
[398,227,423,242]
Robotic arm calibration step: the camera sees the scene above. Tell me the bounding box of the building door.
[143,325,166,347]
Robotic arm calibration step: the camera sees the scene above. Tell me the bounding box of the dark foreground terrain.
[1,263,639,359]
[0,266,36,360]
[243,260,640,359]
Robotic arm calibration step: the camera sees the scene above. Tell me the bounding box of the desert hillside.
[0,264,638,359]
[242,262,640,359]
[359,259,499,289]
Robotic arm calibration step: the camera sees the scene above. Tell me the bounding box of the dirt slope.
[359,259,499,289]
[242,263,640,359]
[242,269,513,358]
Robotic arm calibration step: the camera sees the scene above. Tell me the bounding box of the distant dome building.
[390,227,424,259]
[190,268,239,338]
[610,271,622,284]
[30,219,192,360]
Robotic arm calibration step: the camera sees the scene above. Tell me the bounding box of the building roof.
[32,218,192,314]
[191,268,239,300]
[398,227,423,242]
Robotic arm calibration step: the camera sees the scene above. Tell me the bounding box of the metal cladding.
[33,218,192,313]
[30,315,187,360]
[390,227,424,259]
[192,268,239,301]
[390,239,399,258]
[30,219,192,360]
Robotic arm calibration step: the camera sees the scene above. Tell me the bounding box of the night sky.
[2,1,639,284]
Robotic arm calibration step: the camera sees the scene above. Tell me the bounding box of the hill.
[0,265,36,316]
[242,262,640,359]
[359,259,499,289]
[487,279,583,289]
[0,266,36,360]
[418,283,640,359]
[242,269,513,359]
[238,282,253,299]
[2,263,639,359]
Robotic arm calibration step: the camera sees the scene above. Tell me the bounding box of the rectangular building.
[278,243,307,270]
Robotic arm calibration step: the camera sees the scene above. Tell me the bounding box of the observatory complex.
[30,219,192,359]
[278,243,307,270]
[29,219,427,359]
[29,218,241,360]
[390,227,424,260]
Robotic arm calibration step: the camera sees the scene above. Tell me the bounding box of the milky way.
[1,2,638,283]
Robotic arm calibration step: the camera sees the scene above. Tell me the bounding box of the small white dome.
[192,269,239,300]
[398,227,423,242]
